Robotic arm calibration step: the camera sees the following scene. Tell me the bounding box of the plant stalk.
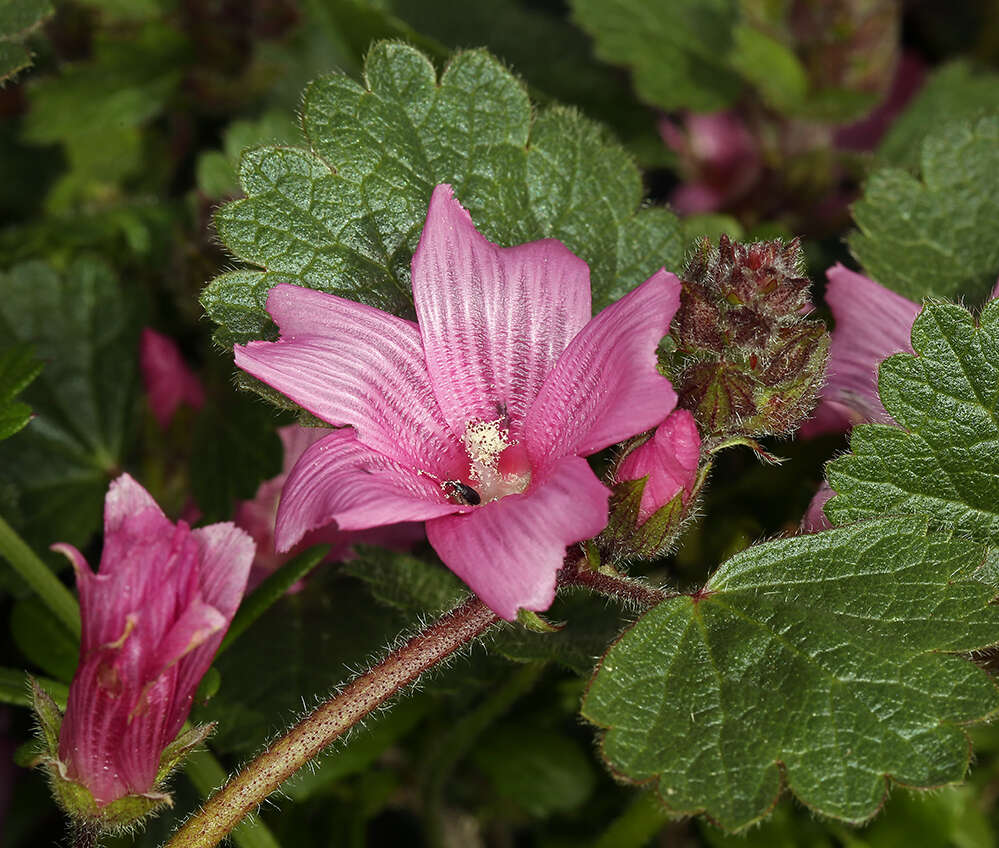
[163,594,500,848]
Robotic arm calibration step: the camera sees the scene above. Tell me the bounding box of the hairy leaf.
[827,299,999,539]
[0,259,140,556]
[877,61,999,171]
[0,344,42,441]
[849,117,999,304]
[203,41,682,347]
[582,518,999,831]
[0,0,52,83]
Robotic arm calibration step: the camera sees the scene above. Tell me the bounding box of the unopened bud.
[600,410,702,560]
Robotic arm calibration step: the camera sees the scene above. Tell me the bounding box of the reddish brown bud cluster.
[665,235,829,441]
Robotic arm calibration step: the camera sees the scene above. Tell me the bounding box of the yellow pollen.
[463,419,509,469]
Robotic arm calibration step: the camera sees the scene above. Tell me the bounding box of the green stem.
[422,661,545,847]
[163,595,500,848]
[0,512,80,637]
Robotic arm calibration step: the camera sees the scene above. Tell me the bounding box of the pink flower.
[52,474,253,805]
[801,265,921,436]
[659,111,762,215]
[140,328,205,429]
[234,184,681,620]
[616,410,700,523]
[800,481,835,533]
[234,425,423,587]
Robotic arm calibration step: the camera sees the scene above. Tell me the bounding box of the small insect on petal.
[443,480,481,506]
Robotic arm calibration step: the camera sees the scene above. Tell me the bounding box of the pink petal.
[274,429,458,552]
[412,184,592,438]
[805,265,920,435]
[524,270,681,471]
[190,522,254,620]
[140,328,205,429]
[425,456,610,620]
[617,409,701,523]
[104,473,164,538]
[234,285,466,477]
[800,481,835,533]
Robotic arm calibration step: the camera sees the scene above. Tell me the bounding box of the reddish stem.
[165,595,499,848]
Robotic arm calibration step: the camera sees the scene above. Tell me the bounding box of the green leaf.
[10,595,78,680]
[827,299,999,539]
[218,544,329,655]
[345,548,625,675]
[196,110,302,199]
[203,41,682,347]
[849,116,999,304]
[0,0,53,84]
[0,259,140,558]
[472,722,597,818]
[188,387,283,523]
[877,61,999,171]
[22,23,188,205]
[569,0,743,112]
[581,518,999,831]
[0,344,41,441]
[193,570,407,755]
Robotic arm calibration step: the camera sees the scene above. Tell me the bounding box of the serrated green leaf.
[569,0,742,112]
[0,259,140,556]
[849,117,999,304]
[343,547,466,614]
[0,0,53,84]
[582,518,999,832]
[204,41,682,347]
[188,387,283,523]
[877,61,999,171]
[0,344,42,441]
[827,299,999,538]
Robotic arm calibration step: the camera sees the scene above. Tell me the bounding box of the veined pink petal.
[56,474,254,806]
[802,265,920,436]
[140,328,205,430]
[412,184,591,438]
[234,285,465,477]
[425,456,610,620]
[104,473,163,538]
[618,410,701,523]
[275,429,458,552]
[800,481,835,533]
[524,270,681,471]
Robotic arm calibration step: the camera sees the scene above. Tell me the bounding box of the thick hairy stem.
[164,595,499,848]
[71,821,99,848]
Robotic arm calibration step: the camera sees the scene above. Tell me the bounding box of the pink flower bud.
[51,474,253,808]
[617,410,701,523]
[139,328,205,429]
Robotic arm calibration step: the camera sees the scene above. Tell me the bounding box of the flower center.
[443,418,531,505]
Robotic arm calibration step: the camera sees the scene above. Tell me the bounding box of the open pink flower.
[234,425,423,588]
[234,184,681,619]
[802,265,921,436]
[53,474,253,805]
[140,328,205,429]
[617,409,701,523]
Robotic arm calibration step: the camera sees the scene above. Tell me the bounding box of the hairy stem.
[0,512,80,637]
[558,558,670,611]
[164,595,500,848]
